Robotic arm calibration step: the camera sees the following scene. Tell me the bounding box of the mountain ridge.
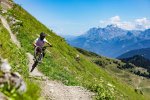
[67,24,150,58]
[118,47,150,60]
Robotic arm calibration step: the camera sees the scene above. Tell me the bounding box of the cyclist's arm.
[33,42,36,47]
[46,42,52,47]
[44,39,52,47]
[33,38,38,47]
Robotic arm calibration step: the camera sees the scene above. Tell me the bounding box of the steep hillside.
[120,55,150,70]
[118,47,150,60]
[119,55,150,78]
[0,1,149,99]
[76,48,150,98]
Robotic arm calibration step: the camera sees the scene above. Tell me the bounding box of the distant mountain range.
[118,47,150,60]
[67,24,150,58]
[119,55,150,69]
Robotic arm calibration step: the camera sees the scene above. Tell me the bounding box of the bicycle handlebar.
[35,45,52,48]
[43,45,52,48]
[35,45,52,52]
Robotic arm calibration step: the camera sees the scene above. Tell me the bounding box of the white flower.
[0,59,11,73]
[107,83,115,87]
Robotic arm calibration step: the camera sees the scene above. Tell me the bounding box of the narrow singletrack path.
[27,53,94,100]
[0,15,21,48]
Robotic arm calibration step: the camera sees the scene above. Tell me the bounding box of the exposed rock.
[0,15,21,47]
[0,58,26,97]
[0,59,11,73]
[0,92,8,100]
[0,0,13,11]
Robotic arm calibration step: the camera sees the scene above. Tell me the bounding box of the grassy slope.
[76,48,150,98]
[0,20,40,99]
[3,3,149,99]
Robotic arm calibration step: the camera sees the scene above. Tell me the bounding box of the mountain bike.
[30,46,51,72]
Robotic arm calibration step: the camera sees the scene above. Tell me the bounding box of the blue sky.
[14,0,150,36]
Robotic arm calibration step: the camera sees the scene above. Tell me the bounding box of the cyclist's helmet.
[40,32,47,40]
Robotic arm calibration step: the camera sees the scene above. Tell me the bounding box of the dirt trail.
[26,53,94,100]
[0,15,21,47]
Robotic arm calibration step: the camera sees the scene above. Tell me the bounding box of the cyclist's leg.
[36,47,43,62]
[34,47,41,60]
[43,52,45,58]
[36,48,40,56]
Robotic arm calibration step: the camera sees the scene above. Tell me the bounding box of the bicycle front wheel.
[30,61,38,72]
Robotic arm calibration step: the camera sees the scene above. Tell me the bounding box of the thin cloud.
[110,16,121,24]
[135,18,150,30]
[100,16,150,30]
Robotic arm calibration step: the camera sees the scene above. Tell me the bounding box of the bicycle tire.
[30,61,38,72]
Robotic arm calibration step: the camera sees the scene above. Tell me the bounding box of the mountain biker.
[33,32,52,58]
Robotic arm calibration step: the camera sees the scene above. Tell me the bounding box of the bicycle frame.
[34,46,51,62]
[34,46,43,62]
